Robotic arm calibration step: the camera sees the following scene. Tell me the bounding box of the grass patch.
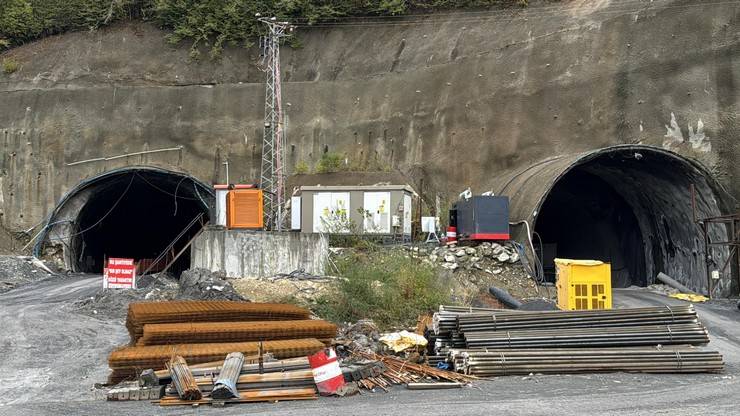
[293,160,310,175]
[315,152,347,174]
[313,249,449,329]
[2,57,20,74]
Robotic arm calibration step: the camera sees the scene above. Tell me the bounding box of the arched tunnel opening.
[535,169,647,287]
[49,168,213,276]
[498,146,733,296]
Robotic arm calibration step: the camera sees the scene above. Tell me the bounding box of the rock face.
[0,0,738,235]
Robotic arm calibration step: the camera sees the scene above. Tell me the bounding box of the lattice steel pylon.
[258,16,292,230]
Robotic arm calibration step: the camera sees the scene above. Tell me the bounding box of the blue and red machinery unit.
[450,195,510,241]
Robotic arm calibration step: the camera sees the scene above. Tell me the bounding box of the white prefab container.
[296,185,415,238]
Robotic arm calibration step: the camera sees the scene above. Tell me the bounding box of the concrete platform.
[190,228,328,278]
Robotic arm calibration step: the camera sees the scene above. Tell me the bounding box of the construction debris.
[178,268,246,301]
[352,350,476,390]
[379,330,428,353]
[106,382,164,401]
[0,255,56,293]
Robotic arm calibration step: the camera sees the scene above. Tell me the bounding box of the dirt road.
[0,277,738,415]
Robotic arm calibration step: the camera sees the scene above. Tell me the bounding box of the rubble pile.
[74,269,247,319]
[73,272,180,319]
[406,242,541,303]
[178,268,246,301]
[0,255,56,293]
[416,242,521,271]
[335,320,381,353]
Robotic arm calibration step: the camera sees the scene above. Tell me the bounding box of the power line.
[58,173,135,239]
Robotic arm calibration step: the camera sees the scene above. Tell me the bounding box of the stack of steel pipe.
[456,305,699,334]
[463,323,709,349]
[158,388,317,406]
[126,301,311,342]
[137,320,337,346]
[434,333,467,354]
[433,305,511,335]
[154,357,311,383]
[108,339,324,383]
[456,348,724,375]
[165,369,316,396]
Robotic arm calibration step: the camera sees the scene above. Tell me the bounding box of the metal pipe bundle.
[457,305,699,334]
[433,305,511,335]
[463,323,709,349]
[212,352,245,399]
[138,320,337,346]
[166,370,316,395]
[155,357,310,382]
[166,356,201,400]
[457,348,724,375]
[108,339,324,383]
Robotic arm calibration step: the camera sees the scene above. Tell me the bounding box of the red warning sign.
[104,258,137,289]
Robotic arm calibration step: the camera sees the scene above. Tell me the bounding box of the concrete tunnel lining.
[38,167,214,274]
[491,145,734,297]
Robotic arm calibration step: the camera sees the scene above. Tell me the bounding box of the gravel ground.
[0,255,56,293]
[0,278,738,416]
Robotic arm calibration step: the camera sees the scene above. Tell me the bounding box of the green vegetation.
[293,160,310,175]
[0,1,535,55]
[2,57,20,73]
[315,152,346,174]
[313,249,449,328]
[0,0,143,50]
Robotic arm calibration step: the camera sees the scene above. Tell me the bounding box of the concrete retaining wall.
[191,228,328,278]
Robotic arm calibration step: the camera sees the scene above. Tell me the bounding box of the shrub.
[315,152,346,174]
[2,57,20,74]
[293,160,310,174]
[313,250,449,328]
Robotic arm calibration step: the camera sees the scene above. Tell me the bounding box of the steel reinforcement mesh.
[108,338,325,383]
[126,301,311,342]
[138,320,337,346]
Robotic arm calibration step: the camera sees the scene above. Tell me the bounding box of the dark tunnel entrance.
[67,169,212,275]
[496,146,734,296]
[535,169,647,287]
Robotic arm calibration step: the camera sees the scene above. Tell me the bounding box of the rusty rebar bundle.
[125,301,310,342]
[166,355,201,400]
[138,320,337,346]
[108,339,324,383]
